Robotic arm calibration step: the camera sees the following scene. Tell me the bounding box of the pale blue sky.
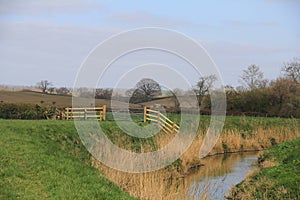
[0,0,299,88]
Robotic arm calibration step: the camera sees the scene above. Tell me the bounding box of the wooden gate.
[64,105,106,121]
[144,106,179,134]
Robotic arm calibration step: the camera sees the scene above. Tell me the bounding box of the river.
[98,152,259,200]
[188,152,258,199]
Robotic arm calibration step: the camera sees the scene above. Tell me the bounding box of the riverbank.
[0,118,299,199]
[228,137,300,200]
[0,120,135,199]
[92,116,299,199]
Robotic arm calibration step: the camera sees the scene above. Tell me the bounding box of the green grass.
[0,116,299,199]
[257,138,300,198]
[229,137,300,199]
[0,120,135,200]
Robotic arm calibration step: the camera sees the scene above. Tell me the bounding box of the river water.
[188,153,258,199]
[99,152,259,200]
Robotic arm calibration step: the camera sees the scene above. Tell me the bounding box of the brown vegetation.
[91,123,299,200]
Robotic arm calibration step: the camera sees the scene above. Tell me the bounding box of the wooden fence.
[144,106,179,134]
[64,105,106,121]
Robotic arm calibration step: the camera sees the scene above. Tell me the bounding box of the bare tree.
[282,57,300,83]
[194,75,217,96]
[239,64,267,90]
[37,80,52,93]
[172,88,184,96]
[193,75,217,106]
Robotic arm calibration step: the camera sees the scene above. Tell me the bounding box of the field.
[0,120,135,199]
[0,117,299,199]
[0,90,141,109]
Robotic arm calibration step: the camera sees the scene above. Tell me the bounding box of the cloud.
[0,0,105,16]
[0,21,121,86]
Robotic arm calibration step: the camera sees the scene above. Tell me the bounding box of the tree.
[194,75,217,96]
[130,78,161,98]
[56,87,70,95]
[282,57,300,83]
[37,80,52,93]
[194,75,217,106]
[48,87,55,94]
[127,78,161,102]
[239,64,267,90]
[95,88,113,99]
[269,77,300,117]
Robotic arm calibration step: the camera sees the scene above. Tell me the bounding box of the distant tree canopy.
[95,88,112,99]
[282,57,300,83]
[193,75,217,106]
[37,80,52,93]
[194,75,217,96]
[127,78,162,103]
[239,64,267,90]
[56,87,70,95]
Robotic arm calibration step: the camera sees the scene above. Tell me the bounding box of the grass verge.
[228,137,300,200]
[0,120,135,200]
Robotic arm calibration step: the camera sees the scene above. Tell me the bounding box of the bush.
[0,103,56,119]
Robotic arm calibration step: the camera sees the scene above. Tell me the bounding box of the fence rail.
[64,105,106,121]
[144,106,179,134]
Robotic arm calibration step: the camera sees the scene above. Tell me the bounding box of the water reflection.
[96,152,258,200]
[189,153,258,200]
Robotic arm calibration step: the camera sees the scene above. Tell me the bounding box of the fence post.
[84,109,87,120]
[144,106,147,123]
[103,105,106,121]
[66,107,69,120]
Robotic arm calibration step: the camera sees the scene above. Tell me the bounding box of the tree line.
[200,58,300,117]
[35,57,299,118]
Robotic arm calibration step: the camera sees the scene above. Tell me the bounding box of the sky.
[0,0,299,89]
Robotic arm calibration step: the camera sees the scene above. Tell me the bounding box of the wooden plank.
[146,118,158,122]
[67,107,103,111]
[69,111,85,114]
[160,113,180,128]
[162,124,173,133]
[146,109,160,114]
[158,124,170,134]
[145,113,158,119]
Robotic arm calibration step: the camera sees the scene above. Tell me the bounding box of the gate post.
[84,109,87,120]
[144,106,147,123]
[103,105,106,121]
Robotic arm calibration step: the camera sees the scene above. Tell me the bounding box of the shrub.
[0,103,56,119]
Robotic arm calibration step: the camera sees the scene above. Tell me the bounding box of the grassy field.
[0,120,135,200]
[0,117,299,199]
[229,137,300,200]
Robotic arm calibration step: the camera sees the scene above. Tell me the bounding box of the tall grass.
[90,116,299,199]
